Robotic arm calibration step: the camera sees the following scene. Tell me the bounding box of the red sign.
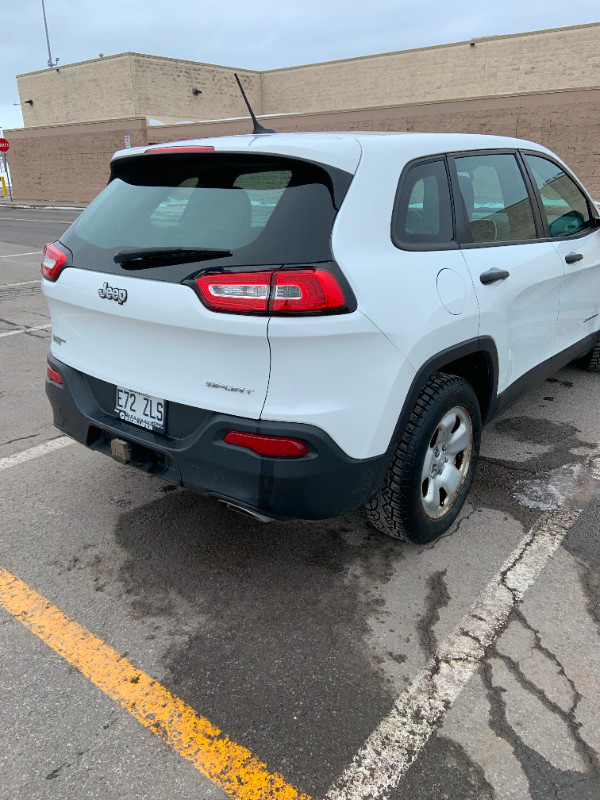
[0,138,9,152]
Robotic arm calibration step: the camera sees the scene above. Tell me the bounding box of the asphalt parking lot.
[1,206,600,800]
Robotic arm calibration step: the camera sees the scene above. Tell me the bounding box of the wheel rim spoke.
[445,423,471,455]
[439,463,462,499]
[422,447,435,478]
[437,411,457,440]
[422,476,442,515]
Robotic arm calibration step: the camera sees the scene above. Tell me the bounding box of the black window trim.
[391,155,460,252]
[447,147,546,249]
[518,149,599,242]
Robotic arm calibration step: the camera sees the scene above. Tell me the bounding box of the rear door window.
[524,154,592,238]
[453,153,537,244]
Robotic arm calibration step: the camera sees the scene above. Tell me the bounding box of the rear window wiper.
[114,247,232,268]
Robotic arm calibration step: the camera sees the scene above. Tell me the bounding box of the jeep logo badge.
[98,282,128,305]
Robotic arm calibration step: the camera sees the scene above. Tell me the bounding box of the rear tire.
[579,342,600,372]
[366,372,481,544]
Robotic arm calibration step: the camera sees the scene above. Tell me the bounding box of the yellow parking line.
[0,566,311,800]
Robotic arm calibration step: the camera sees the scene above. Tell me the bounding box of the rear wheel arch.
[388,338,498,452]
[436,346,497,424]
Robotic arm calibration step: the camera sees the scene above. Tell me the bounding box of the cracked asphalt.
[1,207,600,800]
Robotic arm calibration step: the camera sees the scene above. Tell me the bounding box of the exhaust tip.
[218,500,273,523]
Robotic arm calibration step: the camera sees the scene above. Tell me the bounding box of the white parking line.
[0,251,42,258]
[0,324,51,339]
[326,502,586,800]
[0,437,74,472]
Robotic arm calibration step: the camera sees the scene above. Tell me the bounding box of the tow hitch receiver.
[111,438,132,464]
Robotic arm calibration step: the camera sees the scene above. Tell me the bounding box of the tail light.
[224,431,308,457]
[195,271,272,312]
[194,268,347,314]
[41,243,67,281]
[46,364,63,385]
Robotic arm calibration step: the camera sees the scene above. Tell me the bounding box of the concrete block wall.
[128,55,261,121]
[18,54,261,128]
[261,23,600,114]
[18,55,137,128]
[6,118,148,203]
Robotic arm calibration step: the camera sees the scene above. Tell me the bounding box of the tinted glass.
[62,154,350,280]
[394,159,454,245]
[454,153,537,244]
[525,154,591,237]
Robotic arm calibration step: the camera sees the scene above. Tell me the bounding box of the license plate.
[115,387,166,433]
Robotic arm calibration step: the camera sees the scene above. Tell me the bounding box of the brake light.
[145,146,215,154]
[46,364,63,385]
[224,431,309,457]
[41,243,67,281]
[194,268,347,314]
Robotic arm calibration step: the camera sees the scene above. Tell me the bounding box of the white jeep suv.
[42,132,600,543]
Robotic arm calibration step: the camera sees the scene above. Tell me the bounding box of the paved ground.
[0,207,599,800]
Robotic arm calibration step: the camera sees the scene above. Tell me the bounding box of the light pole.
[40,0,59,68]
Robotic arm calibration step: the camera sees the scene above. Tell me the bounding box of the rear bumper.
[45,354,390,521]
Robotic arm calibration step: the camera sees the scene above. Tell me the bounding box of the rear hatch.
[44,148,353,422]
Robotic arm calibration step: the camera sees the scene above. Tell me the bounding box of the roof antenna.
[234,73,276,134]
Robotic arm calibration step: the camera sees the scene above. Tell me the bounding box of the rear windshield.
[61,153,351,279]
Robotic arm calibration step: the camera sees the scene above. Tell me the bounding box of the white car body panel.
[263,312,415,460]
[329,136,480,433]
[552,233,600,350]
[460,243,565,392]
[43,269,271,417]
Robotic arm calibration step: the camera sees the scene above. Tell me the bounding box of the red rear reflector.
[41,243,67,281]
[195,272,272,312]
[145,146,215,154]
[272,268,345,312]
[224,431,309,458]
[194,268,346,314]
[46,364,63,385]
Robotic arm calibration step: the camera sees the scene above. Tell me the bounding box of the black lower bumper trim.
[45,355,390,521]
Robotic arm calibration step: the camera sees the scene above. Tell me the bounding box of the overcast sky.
[1,0,599,132]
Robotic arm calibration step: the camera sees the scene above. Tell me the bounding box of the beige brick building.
[6,22,600,202]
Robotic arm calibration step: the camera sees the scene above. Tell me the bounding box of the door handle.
[565,253,583,264]
[480,269,510,285]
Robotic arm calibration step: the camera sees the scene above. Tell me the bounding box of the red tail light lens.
[46,364,63,385]
[195,272,272,312]
[272,269,345,312]
[224,431,309,457]
[194,268,347,314]
[41,243,67,281]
